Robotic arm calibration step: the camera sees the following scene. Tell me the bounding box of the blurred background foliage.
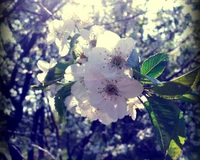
[0,0,199,159]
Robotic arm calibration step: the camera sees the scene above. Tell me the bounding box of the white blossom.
[79,25,105,53]
[84,64,143,120]
[127,96,147,120]
[46,19,75,57]
[87,31,136,76]
[37,58,57,83]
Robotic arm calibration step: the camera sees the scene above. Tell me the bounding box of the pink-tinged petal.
[98,112,117,125]
[37,60,50,72]
[96,96,127,120]
[65,64,84,81]
[49,58,57,68]
[80,29,90,41]
[89,93,104,108]
[84,65,105,92]
[117,78,143,98]
[79,101,91,110]
[37,72,47,83]
[87,47,110,65]
[115,37,136,58]
[112,97,127,119]
[71,81,89,101]
[64,95,78,110]
[96,31,120,52]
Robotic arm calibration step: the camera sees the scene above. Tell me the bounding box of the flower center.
[89,39,97,48]
[105,84,119,96]
[110,56,125,69]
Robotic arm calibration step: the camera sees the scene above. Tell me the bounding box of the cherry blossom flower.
[127,96,147,120]
[64,63,86,82]
[84,64,143,120]
[79,25,105,51]
[64,63,117,125]
[46,19,75,56]
[65,94,117,125]
[73,25,105,64]
[37,58,57,83]
[87,31,136,75]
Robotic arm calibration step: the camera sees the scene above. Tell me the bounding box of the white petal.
[64,95,78,110]
[46,34,55,45]
[71,81,89,101]
[117,78,143,98]
[84,64,105,92]
[37,72,47,83]
[130,108,137,120]
[79,101,91,110]
[61,33,70,46]
[96,31,120,52]
[115,37,136,57]
[89,25,105,39]
[98,112,117,125]
[37,60,50,72]
[64,19,75,33]
[49,58,57,68]
[85,107,99,121]
[113,97,127,119]
[80,29,90,41]
[93,95,127,120]
[59,44,70,57]
[55,38,62,49]
[89,93,104,108]
[87,47,110,66]
[65,64,84,81]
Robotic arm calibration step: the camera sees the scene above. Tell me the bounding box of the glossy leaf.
[152,67,200,98]
[45,62,73,82]
[141,53,168,78]
[179,93,200,104]
[54,82,74,120]
[172,66,200,90]
[166,112,186,160]
[132,69,160,85]
[145,96,185,159]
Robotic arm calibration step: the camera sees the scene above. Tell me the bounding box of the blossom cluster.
[37,23,145,125]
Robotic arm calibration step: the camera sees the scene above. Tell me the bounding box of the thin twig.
[32,144,56,159]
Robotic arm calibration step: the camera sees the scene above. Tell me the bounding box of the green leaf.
[54,82,74,121]
[172,66,200,90]
[152,82,191,99]
[166,139,183,160]
[166,112,186,160]
[32,62,73,90]
[179,93,200,104]
[152,67,200,99]
[132,69,160,85]
[141,53,168,78]
[144,96,185,159]
[68,33,80,60]
[45,62,73,82]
